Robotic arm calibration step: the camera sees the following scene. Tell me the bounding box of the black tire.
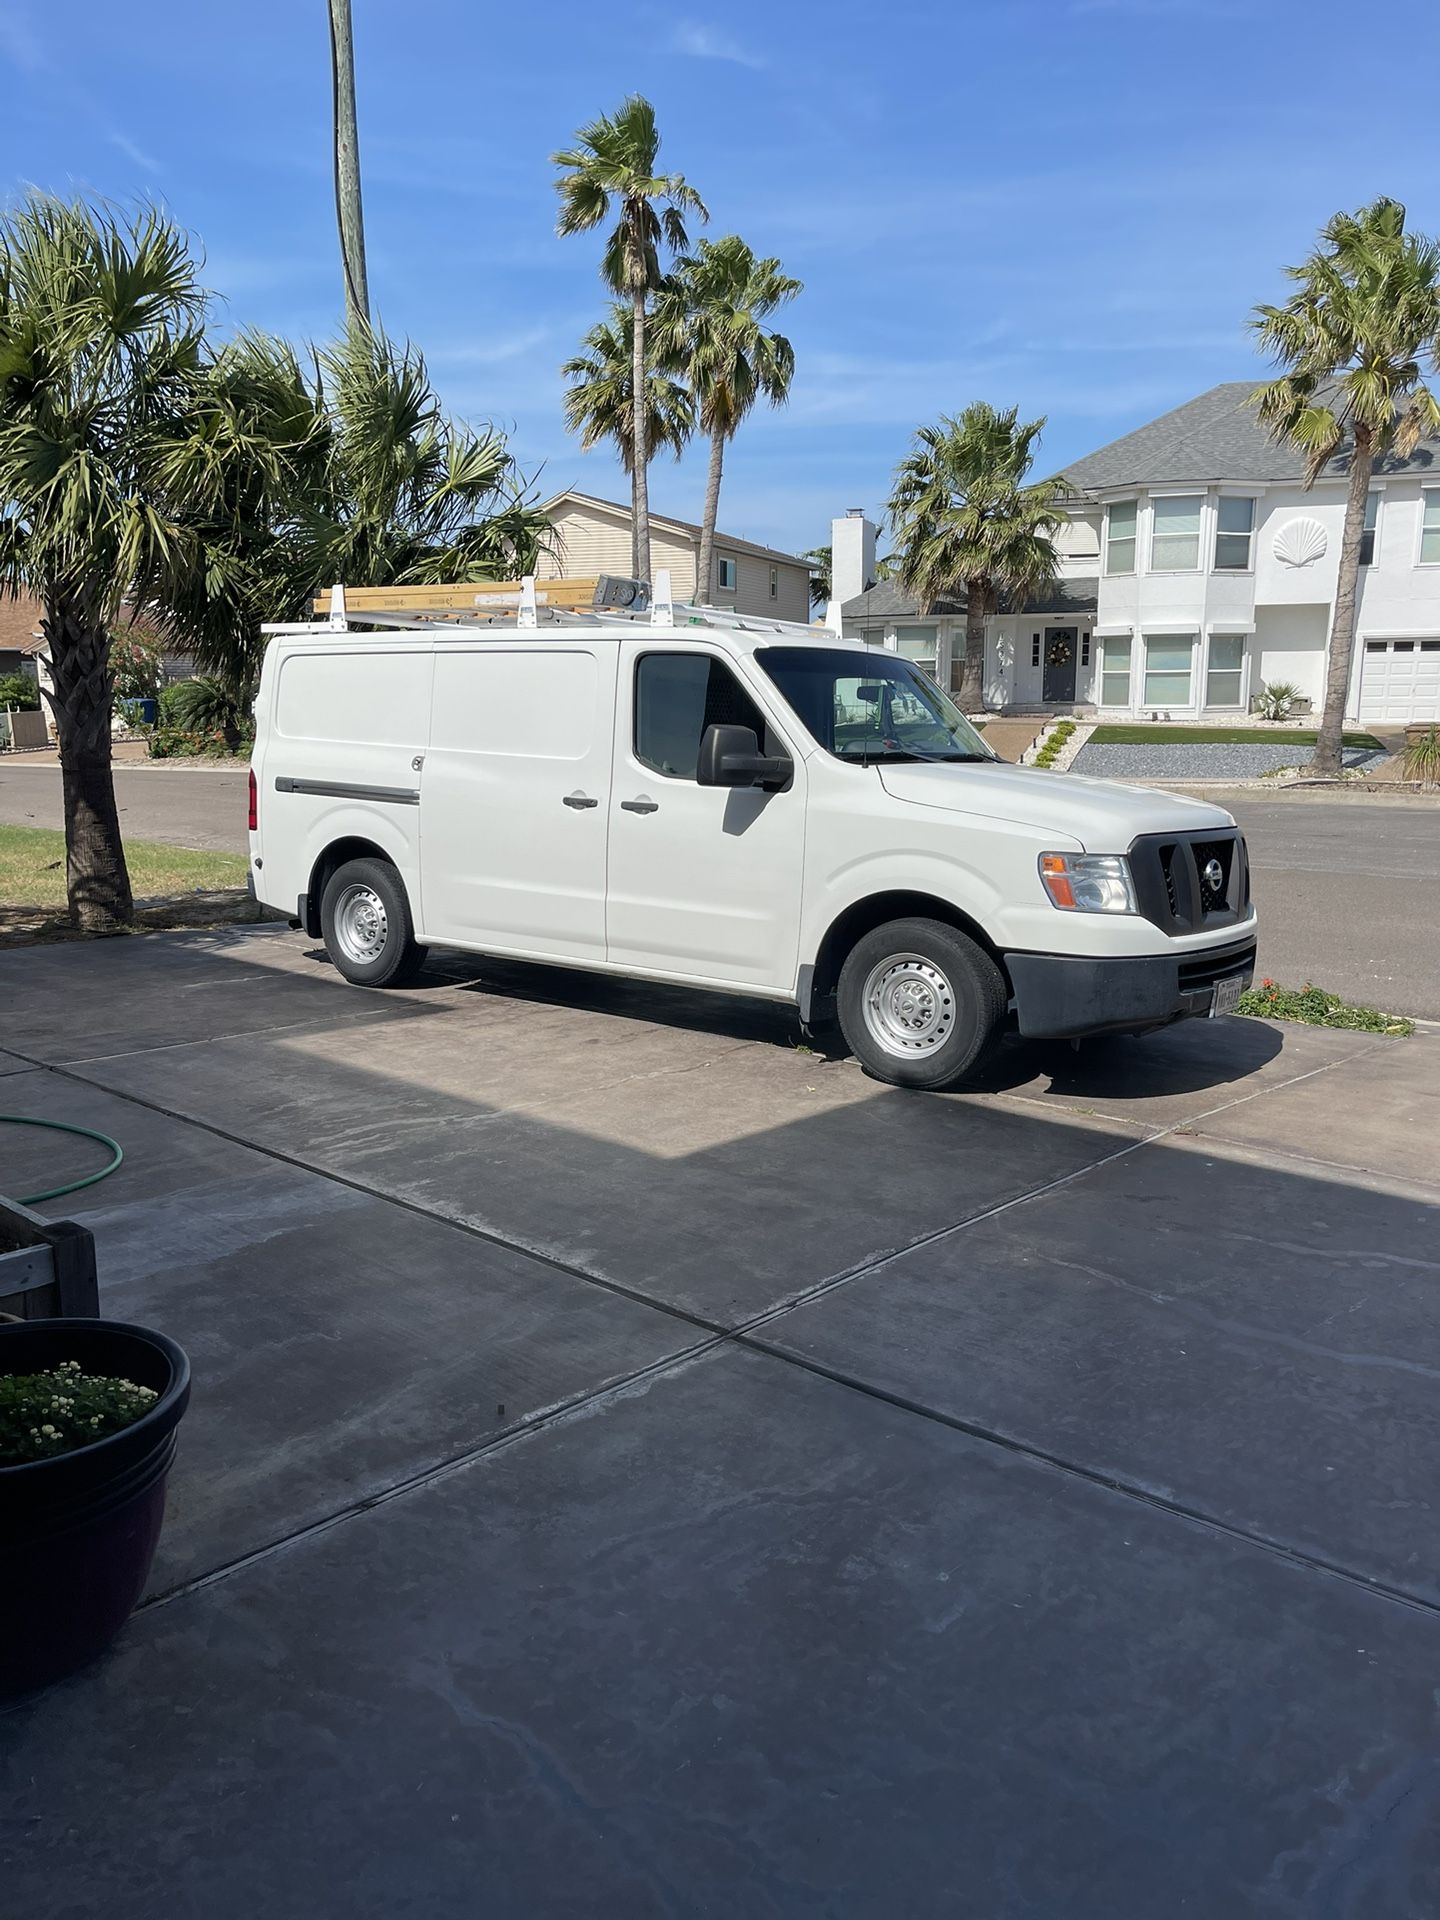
[836,917,1007,1090]
[320,857,428,988]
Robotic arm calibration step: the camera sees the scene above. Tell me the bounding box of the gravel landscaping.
[1071,741,1388,781]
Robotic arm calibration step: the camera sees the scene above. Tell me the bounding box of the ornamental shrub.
[0,1359,158,1464]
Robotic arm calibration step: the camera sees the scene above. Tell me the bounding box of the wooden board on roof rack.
[310,578,602,616]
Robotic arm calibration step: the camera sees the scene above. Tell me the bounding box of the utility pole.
[327,0,370,328]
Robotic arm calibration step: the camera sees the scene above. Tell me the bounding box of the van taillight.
[247,768,257,832]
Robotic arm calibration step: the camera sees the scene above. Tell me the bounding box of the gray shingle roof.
[842,578,1098,619]
[1058,382,1440,493]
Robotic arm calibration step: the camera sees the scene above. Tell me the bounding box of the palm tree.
[651,236,800,601]
[552,96,707,580]
[562,304,695,499]
[888,405,1069,713]
[293,326,546,590]
[802,546,831,606]
[1250,197,1440,777]
[327,0,369,328]
[0,196,294,929]
[171,325,549,694]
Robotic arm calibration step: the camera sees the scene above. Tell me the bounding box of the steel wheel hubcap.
[334,884,389,965]
[862,953,956,1057]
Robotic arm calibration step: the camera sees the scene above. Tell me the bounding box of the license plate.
[1210,974,1246,1018]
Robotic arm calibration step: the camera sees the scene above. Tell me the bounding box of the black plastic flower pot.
[1,1318,190,1702]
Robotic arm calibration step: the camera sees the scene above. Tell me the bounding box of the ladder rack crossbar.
[276,575,838,644]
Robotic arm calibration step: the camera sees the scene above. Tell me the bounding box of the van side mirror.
[696,723,793,791]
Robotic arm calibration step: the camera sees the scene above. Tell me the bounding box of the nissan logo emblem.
[1202,858,1224,892]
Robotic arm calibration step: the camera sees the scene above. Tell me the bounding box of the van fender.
[798,852,1009,1016]
[294,804,421,939]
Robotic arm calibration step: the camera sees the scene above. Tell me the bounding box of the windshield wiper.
[869,747,993,764]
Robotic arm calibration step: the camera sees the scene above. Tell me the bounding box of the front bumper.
[1006,936,1256,1039]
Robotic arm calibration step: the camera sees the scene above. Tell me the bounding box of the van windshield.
[756,647,996,764]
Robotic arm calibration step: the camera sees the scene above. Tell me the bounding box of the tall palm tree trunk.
[958,581,988,713]
[630,286,651,582]
[328,0,370,330]
[1316,425,1372,779]
[42,593,133,931]
[697,428,725,603]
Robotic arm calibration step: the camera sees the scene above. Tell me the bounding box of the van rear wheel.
[837,917,1006,1090]
[320,858,428,988]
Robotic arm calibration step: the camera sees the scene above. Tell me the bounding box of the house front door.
[1042,626,1078,703]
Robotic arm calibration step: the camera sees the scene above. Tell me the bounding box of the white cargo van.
[248,578,1256,1091]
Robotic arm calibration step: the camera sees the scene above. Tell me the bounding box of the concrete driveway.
[3,927,1439,1916]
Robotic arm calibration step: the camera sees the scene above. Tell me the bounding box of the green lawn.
[1086,725,1385,750]
[0,824,246,909]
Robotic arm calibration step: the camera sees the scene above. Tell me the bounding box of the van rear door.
[420,643,618,962]
[265,645,432,920]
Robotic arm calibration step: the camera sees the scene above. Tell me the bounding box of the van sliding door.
[419,644,618,961]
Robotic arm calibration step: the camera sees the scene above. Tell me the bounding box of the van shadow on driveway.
[2,923,1438,1918]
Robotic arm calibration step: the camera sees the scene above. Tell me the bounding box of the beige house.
[541,490,812,622]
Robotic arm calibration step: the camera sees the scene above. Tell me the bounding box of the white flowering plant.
[0,1360,158,1465]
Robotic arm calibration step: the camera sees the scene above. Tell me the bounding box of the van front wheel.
[837,918,1006,1090]
[320,858,428,988]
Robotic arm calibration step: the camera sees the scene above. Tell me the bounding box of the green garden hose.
[1,1116,125,1207]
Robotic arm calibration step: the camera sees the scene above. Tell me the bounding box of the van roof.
[264,619,877,659]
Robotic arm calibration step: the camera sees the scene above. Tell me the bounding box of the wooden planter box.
[0,1196,99,1321]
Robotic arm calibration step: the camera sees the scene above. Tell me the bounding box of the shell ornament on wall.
[1272,517,1328,567]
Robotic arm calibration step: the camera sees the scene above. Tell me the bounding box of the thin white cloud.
[429,326,562,368]
[671,22,767,69]
[109,132,160,176]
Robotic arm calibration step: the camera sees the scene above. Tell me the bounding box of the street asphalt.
[1,759,1436,1015]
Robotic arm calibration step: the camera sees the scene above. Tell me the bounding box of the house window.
[894,624,938,680]
[1205,633,1246,708]
[768,566,778,600]
[1031,632,1041,667]
[1105,501,1137,575]
[1143,634,1195,707]
[1081,632,1091,667]
[1359,491,1380,567]
[1150,496,1202,571]
[1420,490,1440,565]
[717,554,738,593]
[1100,635,1132,708]
[1213,496,1255,571]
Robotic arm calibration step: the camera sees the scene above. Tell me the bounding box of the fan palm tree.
[562,304,694,496]
[888,405,1069,713]
[290,325,546,592]
[1250,198,1440,777]
[0,196,297,929]
[172,325,549,692]
[552,96,707,579]
[802,546,831,606]
[651,236,800,601]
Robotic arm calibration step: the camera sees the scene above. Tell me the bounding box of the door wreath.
[1046,637,1073,666]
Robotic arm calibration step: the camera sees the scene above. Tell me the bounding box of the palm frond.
[1248,196,1440,485]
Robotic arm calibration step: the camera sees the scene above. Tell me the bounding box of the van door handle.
[620,797,659,814]
[562,792,599,809]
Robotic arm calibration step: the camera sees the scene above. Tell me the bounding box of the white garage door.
[1358,638,1440,723]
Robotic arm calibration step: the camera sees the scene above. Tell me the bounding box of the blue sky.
[2,0,1438,558]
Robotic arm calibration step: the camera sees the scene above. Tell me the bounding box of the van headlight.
[1039,852,1136,914]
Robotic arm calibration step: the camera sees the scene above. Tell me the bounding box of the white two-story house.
[837,383,1440,723]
